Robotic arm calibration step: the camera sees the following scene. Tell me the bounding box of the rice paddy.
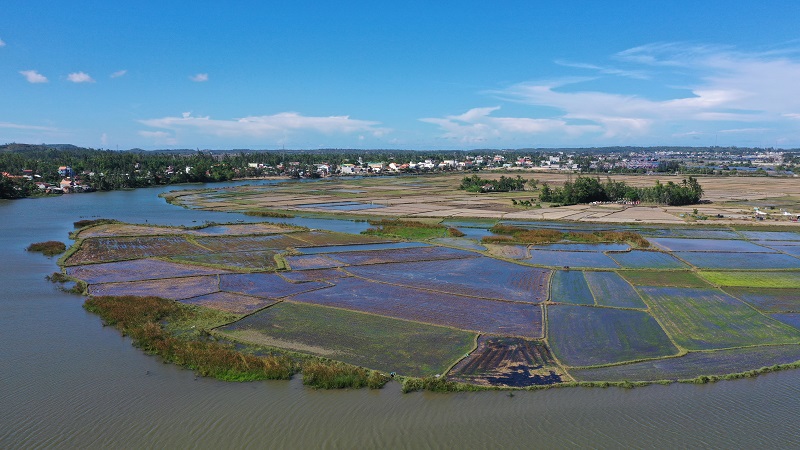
[67,214,800,388]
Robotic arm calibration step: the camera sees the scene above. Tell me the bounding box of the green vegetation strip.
[619,270,712,288]
[362,219,448,240]
[84,296,296,381]
[700,271,800,288]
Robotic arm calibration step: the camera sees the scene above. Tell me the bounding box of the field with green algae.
[64,217,800,390]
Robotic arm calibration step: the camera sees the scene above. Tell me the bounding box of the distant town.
[0,143,797,198]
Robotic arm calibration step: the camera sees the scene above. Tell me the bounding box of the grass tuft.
[27,241,67,256]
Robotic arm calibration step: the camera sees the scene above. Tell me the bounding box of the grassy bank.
[84,295,296,381]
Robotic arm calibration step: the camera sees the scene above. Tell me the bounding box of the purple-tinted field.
[89,275,220,300]
[284,254,344,270]
[608,250,688,269]
[675,251,800,269]
[192,234,308,252]
[525,250,620,268]
[547,304,678,367]
[549,270,594,306]
[180,292,277,314]
[739,231,800,241]
[219,273,330,298]
[330,246,478,266]
[347,258,550,303]
[771,313,800,330]
[280,268,350,283]
[66,258,228,284]
[637,286,800,350]
[584,272,647,309]
[641,229,741,239]
[571,345,800,382]
[530,243,630,252]
[171,251,278,270]
[724,287,800,312]
[288,277,544,338]
[650,238,775,253]
[66,236,208,265]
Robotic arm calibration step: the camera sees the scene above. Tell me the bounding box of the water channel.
[2,181,799,448]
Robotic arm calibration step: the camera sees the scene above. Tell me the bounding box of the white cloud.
[420,106,600,143]
[555,60,649,79]
[190,73,209,82]
[486,43,800,141]
[19,70,48,83]
[100,133,109,146]
[67,72,95,83]
[139,112,389,142]
[139,130,178,145]
[0,38,6,47]
[110,70,127,78]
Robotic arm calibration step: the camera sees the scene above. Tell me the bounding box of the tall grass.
[84,296,296,381]
[27,241,67,256]
[302,361,388,389]
[363,219,447,240]
[485,225,649,248]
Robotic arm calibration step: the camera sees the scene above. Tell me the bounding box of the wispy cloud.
[0,122,58,131]
[420,106,600,143]
[190,73,209,82]
[19,70,48,83]
[483,43,800,141]
[139,112,389,144]
[67,72,95,83]
[555,60,649,79]
[110,70,127,78]
[0,38,6,47]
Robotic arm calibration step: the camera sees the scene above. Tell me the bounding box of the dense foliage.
[539,176,703,206]
[459,174,528,192]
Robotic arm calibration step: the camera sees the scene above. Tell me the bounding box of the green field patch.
[608,250,689,269]
[290,231,395,246]
[571,345,800,382]
[619,270,712,288]
[180,292,277,314]
[220,301,476,377]
[550,270,595,305]
[88,276,220,300]
[723,287,800,312]
[700,271,800,288]
[584,272,647,309]
[171,251,278,271]
[546,304,678,367]
[638,286,800,350]
[447,336,563,387]
[650,238,775,253]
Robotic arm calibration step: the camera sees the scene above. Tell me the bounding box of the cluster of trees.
[539,176,704,206]
[459,175,531,192]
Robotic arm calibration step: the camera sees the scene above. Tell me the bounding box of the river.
[2,181,799,448]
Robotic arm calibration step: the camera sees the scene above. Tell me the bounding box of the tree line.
[539,176,704,206]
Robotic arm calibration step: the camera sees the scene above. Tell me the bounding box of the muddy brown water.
[2,181,800,448]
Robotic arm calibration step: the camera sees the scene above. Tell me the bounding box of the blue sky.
[3,1,800,150]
